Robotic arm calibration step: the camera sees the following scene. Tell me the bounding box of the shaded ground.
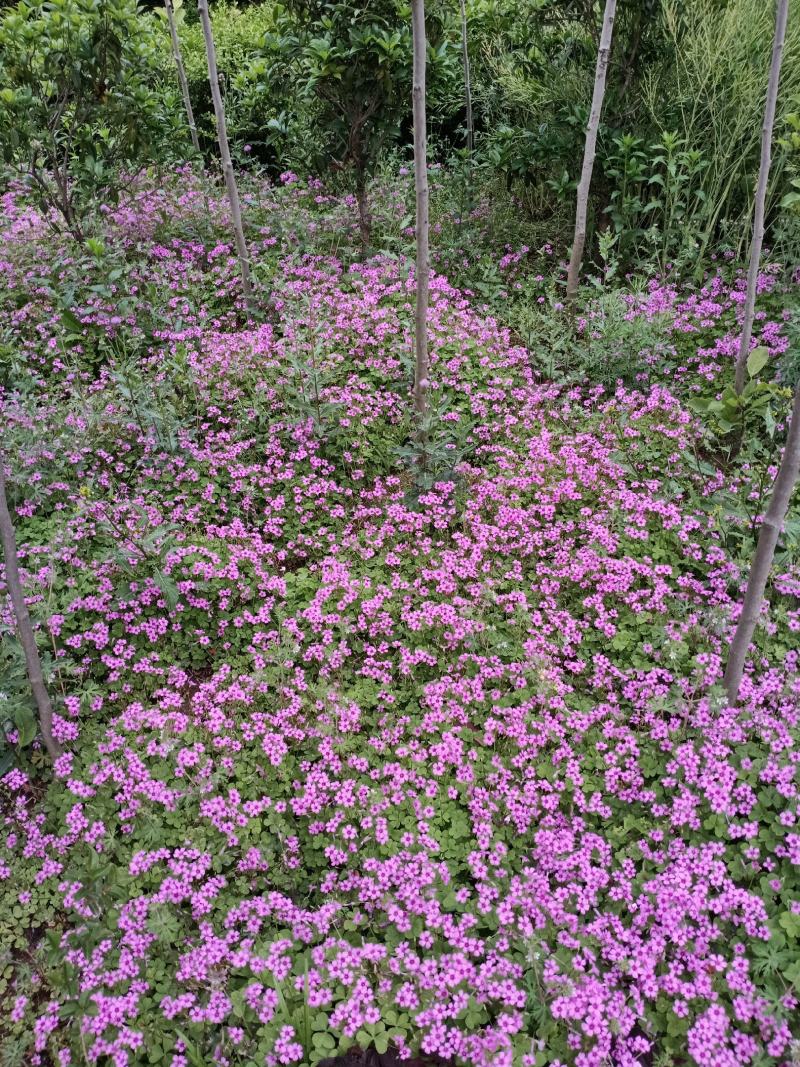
[320,1052,454,1067]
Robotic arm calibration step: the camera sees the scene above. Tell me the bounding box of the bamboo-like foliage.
[725,381,800,702]
[646,0,800,267]
[198,0,255,311]
[165,0,201,156]
[733,0,790,395]
[565,0,617,304]
[0,448,61,761]
[411,0,430,424]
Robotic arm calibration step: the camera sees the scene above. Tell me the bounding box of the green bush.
[252,0,458,244]
[153,0,304,166]
[0,0,179,242]
[601,130,709,273]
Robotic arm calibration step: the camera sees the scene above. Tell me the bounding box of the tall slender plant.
[650,0,800,271]
[198,0,255,311]
[459,0,473,154]
[724,381,800,702]
[565,0,617,305]
[411,0,430,427]
[0,448,61,761]
[733,0,790,395]
[164,0,201,156]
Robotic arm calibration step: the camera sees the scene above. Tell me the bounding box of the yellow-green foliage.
[154,0,279,84]
[152,0,281,148]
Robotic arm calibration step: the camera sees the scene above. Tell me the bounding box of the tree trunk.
[733,0,790,395]
[165,0,202,156]
[411,0,430,424]
[724,381,800,703]
[0,448,61,761]
[197,0,256,312]
[565,0,617,305]
[459,0,473,154]
[355,169,372,253]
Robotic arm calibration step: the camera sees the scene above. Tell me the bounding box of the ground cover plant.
[0,163,798,1067]
[2,0,800,1064]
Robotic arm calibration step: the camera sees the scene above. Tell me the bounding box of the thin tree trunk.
[0,448,61,761]
[411,0,430,425]
[165,0,202,156]
[459,0,473,154]
[724,382,800,703]
[733,0,789,395]
[355,169,372,253]
[197,0,256,311]
[565,0,617,305]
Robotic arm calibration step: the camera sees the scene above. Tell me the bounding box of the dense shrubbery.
[151,0,300,164]
[2,0,800,271]
[140,0,800,273]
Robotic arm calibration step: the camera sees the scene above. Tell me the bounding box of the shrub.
[0,0,178,242]
[256,0,457,247]
[151,0,301,167]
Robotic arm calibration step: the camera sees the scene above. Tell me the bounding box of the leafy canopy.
[259,0,455,178]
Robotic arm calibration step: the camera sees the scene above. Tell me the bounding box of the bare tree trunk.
[459,0,473,154]
[724,382,800,703]
[411,0,430,424]
[165,0,202,156]
[197,0,256,312]
[0,448,61,761]
[355,169,372,254]
[565,0,617,305]
[733,0,790,395]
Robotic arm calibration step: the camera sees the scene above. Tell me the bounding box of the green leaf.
[778,911,800,939]
[746,346,769,379]
[785,958,800,990]
[764,405,776,438]
[13,705,37,748]
[312,1033,335,1050]
[155,571,179,610]
[61,308,84,334]
[780,179,800,209]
